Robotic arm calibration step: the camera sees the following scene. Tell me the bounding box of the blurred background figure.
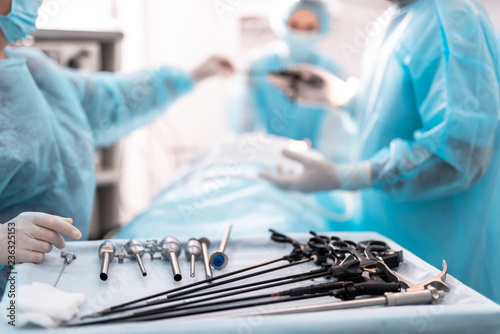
[262,0,500,303]
[228,0,355,163]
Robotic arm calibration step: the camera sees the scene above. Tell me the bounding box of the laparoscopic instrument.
[185,239,202,278]
[75,230,409,326]
[99,241,115,281]
[159,237,183,282]
[97,235,231,282]
[130,262,449,323]
[240,69,325,101]
[98,238,199,282]
[72,231,411,326]
[124,239,147,277]
[199,237,213,280]
[247,260,450,317]
[209,224,232,270]
[88,230,330,317]
[240,69,325,89]
[53,251,77,287]
[99,239,149,281]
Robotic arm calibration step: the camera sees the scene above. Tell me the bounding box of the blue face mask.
[0,0,42,43]
[282,30,321,63]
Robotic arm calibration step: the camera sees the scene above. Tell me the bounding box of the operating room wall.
[109,0,500,223]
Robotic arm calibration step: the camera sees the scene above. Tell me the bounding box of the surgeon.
[228,0,353,162]
[0,0,234,267]
[262,0,500,303]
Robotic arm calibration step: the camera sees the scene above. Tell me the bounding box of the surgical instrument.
[104,262,367,319]
[159,237,183,282]
[73,252,413,325]
[92,263,333,318]
[99,241,115,281]
[273,70,324,89]
[376,259,450,294]
[90,230,331,316]
[209,224,232,269]
[135,281,400,320]
[89,230,357,317]
[269,229,330,265]
[237,69,324,89]
[141,268,335,315]
[145,239,162,260]
[185,239,202,278]
[135,237,399,311]
[269,70,325,101]
[90,257,312,317]
[136,229,335,307]
[70,279,402,326]
[125,239,147,277]
[250,260,450,316]
[53,251,76,287]
[146,258,315,306]
[199,237,212,279]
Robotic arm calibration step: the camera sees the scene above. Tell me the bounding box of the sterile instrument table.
[1,232,499,333]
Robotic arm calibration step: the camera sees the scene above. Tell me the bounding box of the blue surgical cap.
[270,0,332,36]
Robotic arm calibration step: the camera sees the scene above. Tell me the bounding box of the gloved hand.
[0,212,82,265]
[192,55,235,83]
[268,64,357,107]
[260,149,373,193]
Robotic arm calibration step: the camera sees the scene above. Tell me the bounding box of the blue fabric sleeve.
[62,67,194,148]
[368,19,500,201]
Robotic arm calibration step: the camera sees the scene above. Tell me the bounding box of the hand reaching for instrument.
[192,55,235,83]
[0,212,82,265]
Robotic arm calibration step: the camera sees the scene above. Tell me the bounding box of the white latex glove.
[268,64,357,107]
[260,149,373,193]
[0,212,82,265]
[192,55,235,83]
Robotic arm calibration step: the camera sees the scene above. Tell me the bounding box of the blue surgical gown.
[352,0,500,302]
[0,47,194,240]
[229,42,352,162]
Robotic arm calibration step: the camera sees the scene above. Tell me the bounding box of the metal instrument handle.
[218,224,232,252]
[201,241,212,279]
[168,251,182,281]
[100,253,111,281]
